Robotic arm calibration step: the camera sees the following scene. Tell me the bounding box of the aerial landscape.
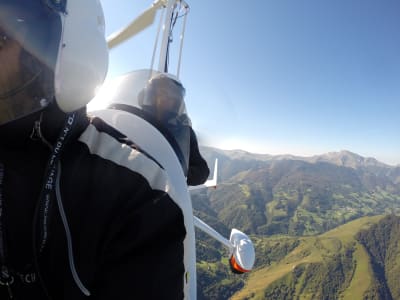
[195,147,400,299]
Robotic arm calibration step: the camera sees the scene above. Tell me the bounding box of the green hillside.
[228,215,400,300]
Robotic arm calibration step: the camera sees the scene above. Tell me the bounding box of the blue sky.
[98,0,400,166]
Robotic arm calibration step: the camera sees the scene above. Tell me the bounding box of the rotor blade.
[107,0,165,49]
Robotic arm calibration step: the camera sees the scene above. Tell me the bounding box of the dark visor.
[0,0,63,125]
[0,0,63,68]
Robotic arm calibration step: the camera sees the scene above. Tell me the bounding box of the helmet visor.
[142,76,187,121]
[0,0,62,125]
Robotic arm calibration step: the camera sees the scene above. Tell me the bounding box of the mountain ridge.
[201,147,397,169]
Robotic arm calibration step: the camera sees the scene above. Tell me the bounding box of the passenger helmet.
[140,73,191,175]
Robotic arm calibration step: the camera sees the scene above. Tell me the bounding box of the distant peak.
[311,150,384,168]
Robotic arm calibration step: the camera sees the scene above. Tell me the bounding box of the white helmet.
[0,0,108,124]
[55,0,108,112]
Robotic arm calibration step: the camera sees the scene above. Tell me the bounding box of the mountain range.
[197,147,400,236]
[194,147,400,299]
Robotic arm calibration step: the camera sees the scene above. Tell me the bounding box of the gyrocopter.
[88,1,255,298]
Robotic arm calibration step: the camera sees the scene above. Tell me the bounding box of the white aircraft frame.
[91,1,255,298]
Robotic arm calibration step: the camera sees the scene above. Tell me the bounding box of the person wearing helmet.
[141,73,210,186]
[0,1,185,299]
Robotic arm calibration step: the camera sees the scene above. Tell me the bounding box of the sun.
[87,83,116,112]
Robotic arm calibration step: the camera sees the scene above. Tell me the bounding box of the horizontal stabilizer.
[194,217,255,274]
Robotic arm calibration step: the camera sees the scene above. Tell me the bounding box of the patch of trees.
[356,215,400,299]
[255,239,300,268]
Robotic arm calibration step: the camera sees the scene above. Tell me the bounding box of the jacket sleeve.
[187,128,210,186]
[91,188,186,300]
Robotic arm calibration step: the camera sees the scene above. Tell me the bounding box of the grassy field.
[230,215,385,300]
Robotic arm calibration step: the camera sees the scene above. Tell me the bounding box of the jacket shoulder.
[77,117,166,191]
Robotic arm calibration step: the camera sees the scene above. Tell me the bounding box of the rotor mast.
[158,0,175,72]
[106,0,189,78]
[156,0,189,77]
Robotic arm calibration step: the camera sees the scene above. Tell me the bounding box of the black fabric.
[0,109,186,299]
[187,127,209,186]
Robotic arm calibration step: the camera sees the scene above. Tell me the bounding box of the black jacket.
[0,107,186,299]
[187,128,209,186]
